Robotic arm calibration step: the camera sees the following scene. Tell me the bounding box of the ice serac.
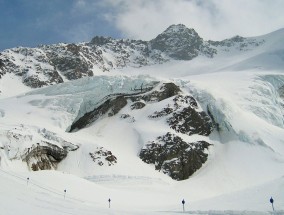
[254,75,284,127]
[187,73,284,150]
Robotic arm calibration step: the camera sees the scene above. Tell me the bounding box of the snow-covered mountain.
[0,24,284,214]
[0,24,265,91]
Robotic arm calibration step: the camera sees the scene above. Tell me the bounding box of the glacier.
[0,25,284,214]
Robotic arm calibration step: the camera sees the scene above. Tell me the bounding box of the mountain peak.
[150,24,209,60]
[165,24,191,32]
[161,24,199,37]
[165,24,188,31]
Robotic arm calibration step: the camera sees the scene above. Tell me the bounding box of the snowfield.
[0,28,284,214]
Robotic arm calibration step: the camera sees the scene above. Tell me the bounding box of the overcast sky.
[1,0,284,50]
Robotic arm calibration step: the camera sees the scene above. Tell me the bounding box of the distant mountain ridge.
[0,24,264,88]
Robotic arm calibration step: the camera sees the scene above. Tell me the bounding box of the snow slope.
[0,28,284,214]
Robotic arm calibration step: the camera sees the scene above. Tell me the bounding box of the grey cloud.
[100,0,284,40]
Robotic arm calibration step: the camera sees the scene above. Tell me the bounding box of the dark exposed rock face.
[139,132,210,180]
[1,126,80,171]
[23,142,68,171]
[70,95,128,131]
[23,72,63,88]
[149,94,213,136]
[0,58,5,69]
[208,35,265,51]
[108,96,128,116]
[0,58,5,78]
[141,82,181,102]
[70,82,181,132]
[167,107,212,136]
[150,24,216,60]
[130,101,146,110]
[89,147,117,166]
[66,43,80,54]
[23,76,51,88]
[143,94,213,180]
[0,48,63,88]
[90,36,113,46]
[45,45,93,80]
[89,37,151,67]
[120,114,135,122]
[21,135,79,171]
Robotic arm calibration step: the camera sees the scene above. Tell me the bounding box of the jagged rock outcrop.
[139,132,210,180]
[0,58,5,69]
[89,147,117,166]
[44,44,93,80]
[0,125,79,171]
[208,35,265,51]
[167,106,212,136]
[150,24,216,59]
[22,139,79,171]
[149,94,213,136]
[140,82,181,102]
[0,58,5,78]
[69,82,181,131]
[70,95,128,131]
[130,101,146,110]
[0,24,264,89]
[120,114,135,122]
[23,142,68,171]
[0,48,63,87]
[143,94,213,180]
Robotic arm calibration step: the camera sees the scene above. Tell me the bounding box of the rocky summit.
[0,24,263,88]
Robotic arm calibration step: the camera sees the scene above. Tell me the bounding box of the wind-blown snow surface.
[1,29,284,214]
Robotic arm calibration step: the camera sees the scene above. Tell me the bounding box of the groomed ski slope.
[0,29,284,214]
[0,168,283,214]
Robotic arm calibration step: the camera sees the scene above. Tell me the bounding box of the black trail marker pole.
[64,189,67,199]
[182,199,185,212]
[270,197,274,211]
[26,177,29,186]
[108,198,111,208]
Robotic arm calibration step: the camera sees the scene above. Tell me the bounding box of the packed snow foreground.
[0,25,284,214]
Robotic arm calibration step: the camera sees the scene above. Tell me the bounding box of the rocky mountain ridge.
[0,24,264,89]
